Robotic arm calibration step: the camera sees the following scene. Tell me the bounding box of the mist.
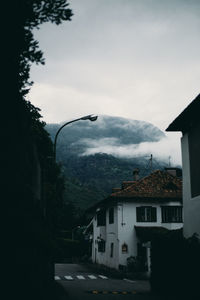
[79,132,182,166]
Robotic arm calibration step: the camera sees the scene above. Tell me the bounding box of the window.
[161,206,182,223]
[109,207,114,224]
[136,206,157,222]
[98,240,106,252]
[97,209,106,226]
[188,122,200,198]
[110,242,114,257]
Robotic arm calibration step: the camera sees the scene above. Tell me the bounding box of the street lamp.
[53,114,98,161]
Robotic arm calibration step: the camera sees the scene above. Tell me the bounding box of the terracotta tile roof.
[86,170,182,213]
[121,181,135,189]
[110,170,182,200]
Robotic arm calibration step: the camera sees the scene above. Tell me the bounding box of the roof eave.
[166,94,200,132]
[111,195,182,202]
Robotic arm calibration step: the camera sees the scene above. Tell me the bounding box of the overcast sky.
[29,0,200,163]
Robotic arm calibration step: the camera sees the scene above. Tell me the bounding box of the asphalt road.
[54,263,161,300]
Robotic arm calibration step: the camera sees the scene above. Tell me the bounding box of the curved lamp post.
[53,114,98,161]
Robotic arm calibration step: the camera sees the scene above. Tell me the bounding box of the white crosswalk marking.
[64,276,73,280]
[88,275,97,279]
[56,274,109,281]
[98,275,108,279]
[76,275,85,280]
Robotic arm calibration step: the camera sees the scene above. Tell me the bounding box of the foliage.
[14,1,73,233]
[63,176,106,208]
[17,0,73,93]
[127,256,146,273]
[54,238,89,262]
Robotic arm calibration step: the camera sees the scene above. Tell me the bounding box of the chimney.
[133,168,140,181]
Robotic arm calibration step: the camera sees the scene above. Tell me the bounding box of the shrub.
[127,256,146,272]
[54,238,88,262]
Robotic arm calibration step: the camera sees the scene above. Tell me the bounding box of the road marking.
[123,278,136,283]
[86,290,137,294]
[98,275,108,279]
[88,275,97,279]
[56,274,109,281]
[77,275,86,280]
[64,276,74,280]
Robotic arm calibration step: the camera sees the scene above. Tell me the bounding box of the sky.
[29,0,200,164]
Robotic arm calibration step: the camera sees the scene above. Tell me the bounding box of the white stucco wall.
[117,201,182,267]
[92,207,119,269]
[181,133,200,238]
[92,200,183,269]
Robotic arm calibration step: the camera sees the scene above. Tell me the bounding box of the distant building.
[86,169,183,272]
[166,94,200,238]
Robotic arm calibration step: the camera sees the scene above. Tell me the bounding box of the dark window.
[110,242,114,257]
[109,207,114,224]
[161,206,182,223]
[97,209,106,226]
[188,122,200,198]
[98,240,106,252]
[136,206,157,222]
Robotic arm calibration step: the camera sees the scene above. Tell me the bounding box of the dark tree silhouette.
[2,1,73,299]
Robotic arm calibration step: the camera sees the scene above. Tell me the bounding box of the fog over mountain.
[46,115,181,165]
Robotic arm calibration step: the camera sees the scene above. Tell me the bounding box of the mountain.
[47,115,165,156]
[46,115,169,210]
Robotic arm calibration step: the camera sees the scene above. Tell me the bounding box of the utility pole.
[168,156,171,167]
[150,154,153,171]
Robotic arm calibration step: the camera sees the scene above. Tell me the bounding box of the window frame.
[110,242,114,258]
[136,206,157,222]
[161,206,183,223]
[98,240,106,252]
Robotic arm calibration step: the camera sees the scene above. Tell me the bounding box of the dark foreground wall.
[150,229,200,298]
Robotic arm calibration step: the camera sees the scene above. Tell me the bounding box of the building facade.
[87,169,183,271]
[167,94,200,238]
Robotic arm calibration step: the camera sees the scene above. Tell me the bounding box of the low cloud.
[79,132,182,166]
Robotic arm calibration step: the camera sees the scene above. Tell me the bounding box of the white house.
[166,94,200,238]
[86,169,183,272]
